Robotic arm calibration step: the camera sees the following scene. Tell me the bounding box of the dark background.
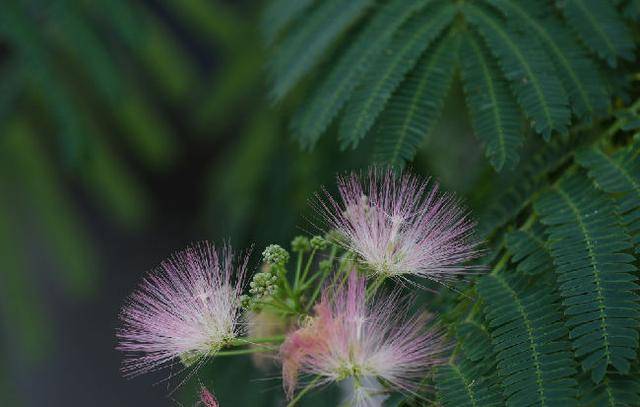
[0,1,488,405]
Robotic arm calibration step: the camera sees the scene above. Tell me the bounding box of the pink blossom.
[200,386,219,407]
[280,271,448,404]
[314,168,480,287]
[117,242,248,377]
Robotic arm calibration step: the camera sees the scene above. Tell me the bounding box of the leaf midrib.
[467,34,507,169]
[466,4,555,132]
[502,1,593,114]
[554,186,612,367]
[494,275,548,406]
[349,5,453,143]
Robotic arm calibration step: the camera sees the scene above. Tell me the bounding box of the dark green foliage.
[579,371,640,406]
[491,0,610,120]
[267,0,370,101]
[266,0,635,169]
[478,273,579,406]
[576,142,640,253]
[339,2,456,150]
[291,0,430,148]
[560,0,635,67]
[463,3,571,140]
[372,32,458,167]
[436,355,503,407]
[505,222,553,276]
[535,174,640,383]
[460,32,523,171]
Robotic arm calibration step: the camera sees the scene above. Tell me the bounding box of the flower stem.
[286,376,322,407]
[294,251,303,289]
[227,335,285,347]
[299,249,317,286]
[217,347,274,357]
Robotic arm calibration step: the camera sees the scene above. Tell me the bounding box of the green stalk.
[299,248,317,285]
[286,375,322,407]
[294,251,304,290]
[227,335,285,347]
[217,347,274,357]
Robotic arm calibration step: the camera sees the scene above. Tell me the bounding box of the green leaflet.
[463,3,570,140]
[460,31,523,171]
[560,0,635,67]
[338,2,456,149]
[262,0,315,44]
[534,174,640,383]
[372,32,458,168]
[576,143,640,253]
[578,370,640,406]
[491,0,609,120]
[268,0,370,101]
[291,0,431,148]
[436,355,503,407]
[478,273,578,406]
[505,221,553,276]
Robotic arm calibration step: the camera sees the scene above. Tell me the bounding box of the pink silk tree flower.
[199,386,219,407]
[116,242,248,377]
[280,271,448,404]
[314,168,480,287]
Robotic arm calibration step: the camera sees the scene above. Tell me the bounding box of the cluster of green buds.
[262,244,290,266]
[240,245,290,311]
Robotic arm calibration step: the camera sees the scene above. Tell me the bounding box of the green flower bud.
[262,244,290,266]
[319,259,333,273]
[310,235,329,251]
[291,236,311,253]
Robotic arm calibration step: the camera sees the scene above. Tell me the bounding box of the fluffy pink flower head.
[117,242,248,377]
[280,271,448,404]
[315,168,480,287]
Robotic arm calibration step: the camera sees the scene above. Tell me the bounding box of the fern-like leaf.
[267,0,370,101]
[262,0,315,45]
[534,174,640,383]
[492,0,609,120]
[291,0,429,149]
[559,0,635,67]
[460,31,523,171]
[372,33,458,167]
[576,143,640,252]
[338,2,456,149]
[579,371,640,406]
[463,3,570,139]
[477,273,579,406]
[436,355,503,407]
[505,221,553,276]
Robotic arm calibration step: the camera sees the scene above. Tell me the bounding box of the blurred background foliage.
[0,1,379,405]
[3,0,632,406]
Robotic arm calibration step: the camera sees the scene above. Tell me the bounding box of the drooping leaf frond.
[560,0,635,67]
[267,0,636,168]
[436,355,504,407]
[463,3,571,140]
[578,370,640,406]
[576,142,640,252]
[534,174,640,383]
[491,0,610,120]
[339,2,456,149]
[505,222,553,276]
[460,31,523,170]
[291,0,430,149]
[261,0,315,45]
[372,32,458,168]
[477,273,579,406]
[267,0,370,101]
